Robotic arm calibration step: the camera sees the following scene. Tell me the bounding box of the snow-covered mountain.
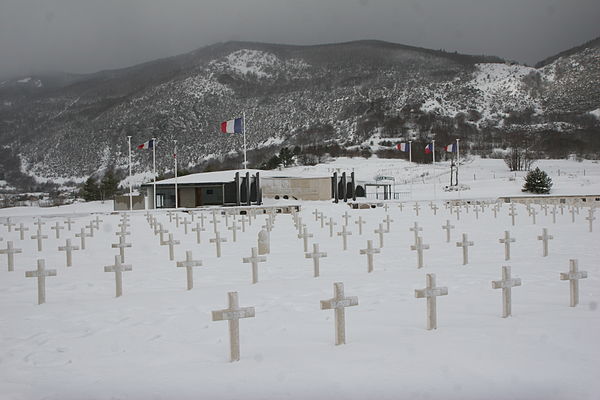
[0,39,599,189]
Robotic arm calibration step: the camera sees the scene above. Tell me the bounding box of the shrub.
[522,167,553,194]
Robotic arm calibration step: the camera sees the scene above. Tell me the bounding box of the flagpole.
[456,138,460,185]
[243,112,247,170]
[152,137,157,209]
[409,140,413,199]
[174,139,178,209]
[432,139,436,200]
[127,136,132,211]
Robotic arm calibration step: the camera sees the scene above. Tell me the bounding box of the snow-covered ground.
[0,158,599,400]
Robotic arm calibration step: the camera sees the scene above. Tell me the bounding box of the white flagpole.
[432,139,436,200]
[409,140,413,199]
[456,138,460,185]
[243,112,247,170]
[152,137,157,209]
[127,136,132,211]
[174,139,178,209]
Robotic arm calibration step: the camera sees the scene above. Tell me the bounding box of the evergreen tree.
[522,167,553,194]
[99,168,120,200]
[80,177,101,201]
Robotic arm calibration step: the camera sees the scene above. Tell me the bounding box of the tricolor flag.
[220,117,244,134]
[137,139,155,150]
[396,142,410,152]
[425,143,433,154]
[445,143,457,153]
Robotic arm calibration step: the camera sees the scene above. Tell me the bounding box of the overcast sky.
[1,0,599,79]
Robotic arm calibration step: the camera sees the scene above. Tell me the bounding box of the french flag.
[425,143,433,154]
[396,143,410,152]
[220,117,244,134]
[137,139,155,150]
[445,143,457,153]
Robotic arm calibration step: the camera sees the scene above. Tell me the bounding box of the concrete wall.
[179,187,196,208]
[261,177,331,201]
[114,195,146,211]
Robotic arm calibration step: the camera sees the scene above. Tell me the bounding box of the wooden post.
[212,292,255,362]
[320,282,358,345]
[176,250,203,290]
[242,247,267,284]
[492,266,521,318]
[560,259,588,307]
[415,273,448,330]
[25,259,57,305]
[360,239,380,273]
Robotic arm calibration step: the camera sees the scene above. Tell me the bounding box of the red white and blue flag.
[396,142,410,152]
[137,139,155,150]
[425,143,433,154]
[445,143,457,153]
[220,117,244,134]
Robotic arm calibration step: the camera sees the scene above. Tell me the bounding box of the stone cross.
[498,230,516,261]
[560,259,588,307]
[64,217,75,231]
[192,223,205,244]
[228,220,240,242]
[492,204,500,219]
[160,233,180,261]
[198,212,207,229]
[75,227,91,250]
[298,226,313,252]
[431,203,439,215]
[3,217,15,232]
[167,210,175,222]
[342,211,352,226]
[508,203,517,226]
[50,222,64,239]
[383,214,394,232]
[174,213,181,228]
[317,212,326,229]
[337,225,352,251]
[456,233,474,265]
[243,247,267,284]
[312,208,320,221]
[176,250,203,290]
[383,203,390,213]
[34,218,45,231]
[537,228,553,257]
[559,203,565,215]
[85,222,95,237]
[26,259,57,304]
[157,223,169,243]
[111,235,132,263]
[464,204,470,214]
[410,236,430,269]
[305,243,327,277]
[180,217,191,234]
[360,239,380,273]
[294,216,302,232]
[413,202,421,216]
[491,266,522,318]
[224,212,230,227]
[210,231,227,258]
[409,222,423,245]
[530,208,537,225]
[441,220,455,243]
[325,217,337,238]
[415,273,448,330]
[212,291,255,362]
[354,216,366,235]
[31,230,48,252]
[258,228,270,255]
[211,210,221,233]
[551,205,558,224]
[569,206,577,223]
[58,239,79,267]
[239,215,249,232]
[320,282,358,345]
[474,205,480,220]
[541,204,549,216]
[104,255,132,297]
[15,223,29,240]
[115,226,131,238]
[0,241,22,271]
[398,202,404,211]
[454,205,461,221]
[374,223,386,248]
[93,216,103,230]
[585,208,595,232]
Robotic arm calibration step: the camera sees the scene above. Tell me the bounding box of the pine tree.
[99,168,120,200]
[522,167,553,194]
[80,177,101,201]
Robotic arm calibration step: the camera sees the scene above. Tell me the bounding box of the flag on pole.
[396,142,410,152]
[425,143,433,154]
[220,117,244,134]
[445,143,457,153]
[137,139,155,150]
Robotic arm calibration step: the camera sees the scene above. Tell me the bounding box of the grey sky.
[1,0,599,79]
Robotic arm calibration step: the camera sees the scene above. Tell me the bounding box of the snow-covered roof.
[150,169,331,186]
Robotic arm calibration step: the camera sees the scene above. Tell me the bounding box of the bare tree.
[504,132,537,171]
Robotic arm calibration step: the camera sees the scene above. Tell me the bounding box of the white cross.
[298,226,313,252]
[176,250,203,290]
[456,233,474,265]
[180,217,191,234]
[312,208,320,221]
[354,216,366,235]
[211,210,221,233]
[409,221,422,245]
[3,217,15,232]
[192,222,205,244]
[104,255,132,298]
[383,203,390,213]
[541,204,549,216]
[398,203,404,211]
[58,238,79,267]
[25,259,57,305]
[325,217,337,238]
[0,241,22,271]
[31,230,48,252]
[209,231,227,258]
[239,215,249,232]
[174,213,181,228]
[228,220,240,242]
[491,266,522,318]
[508,203,518,226]
[431,203,439,215]
[530,207,537,225]
[342,211,352,226]
[441,220,455,243]
[415,273,448,330]
[160,233,180,261]
[295,216,303,233]
[337,225,352,250]
[498,230,516,261]
[157,223,169,243]
[115,226,131,238]
[320,282,358,345]
[243,247,267,284]
[413,202,421,216]
[551,205,558,224]
[50,222,64,239]
[305,243,327,277]
[15,223,29,240]
[64,217,75,231]
[167,210,175,222]
[537,228,553,257]
[93,216,103,230]
[559,203,565,215]
[75,227,91,250]
[317,212,326,229]
[224,212,230,227]
[492,204,500,219]
[198,213,207,229]
[454,205,461,221]
[560,259,588,307]
[374,223,386,248]
[111,235,132,263]
[383,214,394,232]
[85,222,95,237]
[212,292,255,362]
[474,205,480,220]
[360,240,380,273]
[585,208,595,232]
[410,236,430,269]
[569,206,577,223]
[34,218,45,231]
